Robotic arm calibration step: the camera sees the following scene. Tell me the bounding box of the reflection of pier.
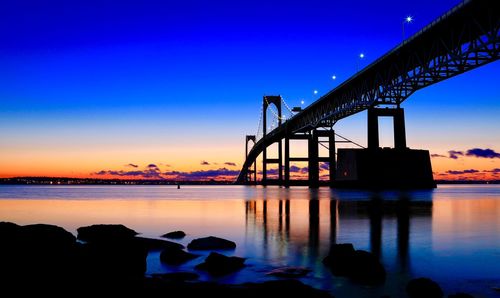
[245,194,431,270]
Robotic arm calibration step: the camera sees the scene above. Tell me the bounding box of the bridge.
[237,0,499,188]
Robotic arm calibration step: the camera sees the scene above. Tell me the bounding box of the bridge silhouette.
[238,0,499,188]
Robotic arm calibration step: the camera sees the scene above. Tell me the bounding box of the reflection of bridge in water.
[245,193,432,271]
[238,0,499,189]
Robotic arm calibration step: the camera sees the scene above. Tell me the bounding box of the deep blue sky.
[1,0,499,179]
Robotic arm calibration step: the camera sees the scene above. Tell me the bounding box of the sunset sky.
[1,0,499,181]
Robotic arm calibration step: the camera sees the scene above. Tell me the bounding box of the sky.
[1,0,499,181]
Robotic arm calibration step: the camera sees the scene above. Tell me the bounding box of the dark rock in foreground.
[188,236,236,250]
[77,237,148,281]
[266,266,311,278]
[322,243,355,276]
[195,252,245,276]
[77,224,138,243]
[449,293,474,298]
[161,231,186,239]
[406,278,444,298]
[323,243,385,285]
[349,250,386,285]
[135,236,184,250]
[142,278,333,298]
[160,247,199,265]
[151,272,200,281]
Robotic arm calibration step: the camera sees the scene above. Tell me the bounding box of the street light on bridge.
[402,15,413,41]
[356,53,365,71]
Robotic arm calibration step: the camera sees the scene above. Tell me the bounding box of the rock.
[77,224,138,243]
[0,222,78,295]
[406,278,444,298]
[0,221,21,238]
[135,236,184,250]
[266,266,311,278]
[348,250,386,285]
[141,278,332,298]
[21,224,76,248]
[449,293,474,298]
[151,272,199,281]
[77,239,148,281]
[160,247,199,265]
[195,252,245,276]
[243,280,331,298]
[323,243,385,285]
[322,243,355,276]
[187,236,236,250]
[161,231,186,239]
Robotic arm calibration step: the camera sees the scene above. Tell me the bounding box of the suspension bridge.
[237,0,500,188]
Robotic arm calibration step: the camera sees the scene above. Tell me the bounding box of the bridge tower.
[262,96,283,186]
[245,135,257,183]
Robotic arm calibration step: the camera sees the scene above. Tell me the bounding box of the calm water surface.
[0,185,499,297]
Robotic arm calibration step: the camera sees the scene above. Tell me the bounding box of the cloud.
[93,169,163,179]
[466,148,500,159]
[200,161,210,165]
[448,150,464,159]
[224,162,237,166]
[431,154,446,158]
[484,168,500,173]
[147,164,160,170]
[320,162,330,171]
[164,168,239,180]
[445,169,479,175]
[289,165,301,173]
[126,163,139,168]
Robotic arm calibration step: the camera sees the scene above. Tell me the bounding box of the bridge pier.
[282,129,336,188]
[336,106,435,188]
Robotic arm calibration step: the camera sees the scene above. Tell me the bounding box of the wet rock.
[77,224,138,243]
[161,231,186,239]
[188,236,236,250]
[406,278,444,298]
[135,236,184,250]
[151,272,200,281]
[160,247,199,265]
[195,252,245,276]
[266,266,311,278]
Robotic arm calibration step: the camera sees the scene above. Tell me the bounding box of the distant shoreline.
[0,177,498,185]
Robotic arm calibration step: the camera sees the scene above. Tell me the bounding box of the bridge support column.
[328,130,336,187]
[278,139,283,184]
[308,131,319,188]
[284,135,290,187]
[368,107,406,150]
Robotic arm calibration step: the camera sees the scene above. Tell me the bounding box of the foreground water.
[0,185,499,297]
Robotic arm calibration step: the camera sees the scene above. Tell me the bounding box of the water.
[0,185,499,297]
